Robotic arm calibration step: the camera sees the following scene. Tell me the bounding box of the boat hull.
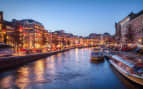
[109,59,143,86]
[91,57,104,61]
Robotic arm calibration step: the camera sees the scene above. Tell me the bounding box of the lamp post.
[138,38,142,47]
[138,39,142,43]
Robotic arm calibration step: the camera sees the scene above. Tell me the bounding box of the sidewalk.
[0,48,71,71]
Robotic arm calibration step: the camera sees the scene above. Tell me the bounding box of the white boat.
[109,53,143,85]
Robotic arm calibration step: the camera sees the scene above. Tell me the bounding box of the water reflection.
[45,56,56,79]
[0,75,13,89]
[0,48,142,89]
[34,59,45,83]
[110,65,143,89]
[16,67,31,89]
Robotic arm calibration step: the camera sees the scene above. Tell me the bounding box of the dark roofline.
[20,19,44,27]
[130,10,143,20]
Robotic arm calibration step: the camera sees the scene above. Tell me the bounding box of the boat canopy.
[112,55,134,67]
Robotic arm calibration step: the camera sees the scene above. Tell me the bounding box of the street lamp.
[138,39,142,43]
[137,38,142,47]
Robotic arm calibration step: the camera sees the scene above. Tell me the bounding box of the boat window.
[134,66,143,73]
[91,52,102,56]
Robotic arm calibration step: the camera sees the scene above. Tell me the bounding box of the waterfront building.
[0,11,6,43]
[4,21,16,47]
[115,16,130,44]
[0,11,3,43]
[128,11,143,44]
[18,19,45,49]
[115,10,143,45]
[0,11,100,52]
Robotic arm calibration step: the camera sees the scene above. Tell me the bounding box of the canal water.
[0,48,142,89]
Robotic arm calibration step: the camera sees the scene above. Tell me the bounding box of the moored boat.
[102,48,112,59]
[109,54,143,85]
[0,43,13,57]
[91,52,104,61]
[90,47,104,61]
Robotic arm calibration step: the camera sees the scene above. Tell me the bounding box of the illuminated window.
[0,15,1,21]
[0,24,2,31]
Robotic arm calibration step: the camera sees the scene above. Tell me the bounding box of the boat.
[0,43,13,57]
[90,48,104,61]
[102,48,112,59]
[108,52,143,85]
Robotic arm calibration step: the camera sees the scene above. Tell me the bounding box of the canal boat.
[0,43,13,57]
[102,48,112,59]
[91,48,104,61]
[109,53,143,85]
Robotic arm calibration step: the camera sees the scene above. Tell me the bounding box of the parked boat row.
[108,53,143,85]
[0,43,13,57]
[90,46,143,86]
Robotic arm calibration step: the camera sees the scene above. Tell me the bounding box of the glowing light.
[19,26,23,32]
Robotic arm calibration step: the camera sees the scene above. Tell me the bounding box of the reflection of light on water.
[75,48,79,61]
[46,56,55,76]
[34,59,45,82]
[68,50,72,56]
[56,53,63,65]
[0,75,13,89]
[57,53,62,57]
[15,67,30,89]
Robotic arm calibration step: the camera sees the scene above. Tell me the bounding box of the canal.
[0,48,142,89]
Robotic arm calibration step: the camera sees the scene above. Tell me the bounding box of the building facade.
[115,10,143,44]
[0,11,5,43]
[17,19,45,49]
[115,16,130,43]
[129,11,143,43]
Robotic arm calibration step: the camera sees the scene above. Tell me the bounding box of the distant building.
[88,33,113,45]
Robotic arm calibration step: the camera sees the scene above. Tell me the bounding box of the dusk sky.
[0,0,143,36]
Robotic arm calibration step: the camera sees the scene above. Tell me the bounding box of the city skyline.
[0,0,143,36]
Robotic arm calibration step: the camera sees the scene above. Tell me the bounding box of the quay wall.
[0,48,71,71]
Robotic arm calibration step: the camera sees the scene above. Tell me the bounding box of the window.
[0,15,1,21]
[0,24,2,31]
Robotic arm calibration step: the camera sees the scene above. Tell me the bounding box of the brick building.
[129,11,143,43]
[115,10,143,44]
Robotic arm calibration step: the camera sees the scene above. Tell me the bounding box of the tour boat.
[91,52,104,61]
[91,47,104,61]
[0,43,13,57]
[109,53,143,85]
[102,48,112,58]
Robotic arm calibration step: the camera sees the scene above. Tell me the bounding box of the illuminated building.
[115,10,143,44]
[18,19,45,49]
[0,11,6,43]
[0,11,99,52]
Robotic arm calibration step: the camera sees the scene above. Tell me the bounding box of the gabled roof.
[130,10,143,20]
